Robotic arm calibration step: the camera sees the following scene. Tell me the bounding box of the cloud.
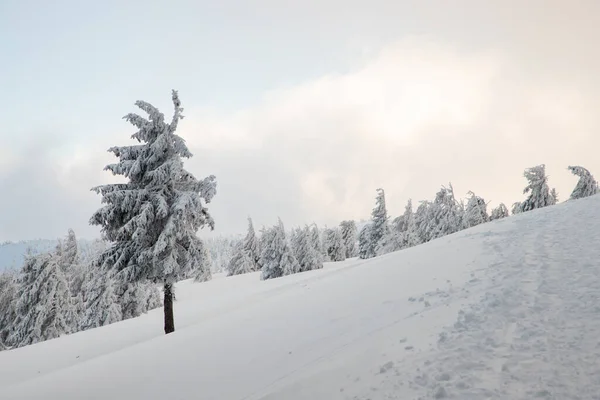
[179,37,599,234]
[2,36,598,241]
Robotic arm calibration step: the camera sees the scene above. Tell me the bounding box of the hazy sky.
[1,0,599,241]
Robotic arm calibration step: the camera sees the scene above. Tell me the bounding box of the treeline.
[357,164,597,259]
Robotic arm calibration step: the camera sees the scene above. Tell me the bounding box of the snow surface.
[2,195,600,399]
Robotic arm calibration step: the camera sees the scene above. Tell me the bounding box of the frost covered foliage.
[89,91,216,333]
[310,224,324,263]
[90,90,217,285]
[518,164,556,212]
[260,219,300,280]
[192,240,212,283]
[242,218,261,270]
[428,184,464,239]
[489,203,510,221]
[378,199,415,255]
[511,202,522,215]
[463,191,488,228]
[227,241,254,276]
[291,225,322,272]
[357,223,372,259]
[119,281,161,321]
[0,271,17,349]
[359,189,388,259]
[407,201,432,246]
[323,228,346,262]
[204,236,237,273]
[9,253,70,347]
[339,220,357,258]
[82,270,123,330]
[568,166,598,200]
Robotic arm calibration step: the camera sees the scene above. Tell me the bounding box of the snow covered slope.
[2,195,600,399]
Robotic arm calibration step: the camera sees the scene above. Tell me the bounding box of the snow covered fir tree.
[359,188,389,259]
[259,218,299,280]
[339,220,358,258]
[89,90,217,335]
[516,164,557,213]
[568,165,598,200]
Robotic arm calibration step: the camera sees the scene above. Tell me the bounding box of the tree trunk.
[163,282,175,334]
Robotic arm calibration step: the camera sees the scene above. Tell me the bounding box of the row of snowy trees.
[358,164,598,259]
[226,217,359,280]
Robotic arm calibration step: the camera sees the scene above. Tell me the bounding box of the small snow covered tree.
[489,203,509,221]
[10,253,71,347]
[58,229,79,271]
[227,241,254,276]
[370,188,388,250]
[568,165,598,200]
[0,271,18,349]
[323,228,346,262]
[406,200,432,246]
[550,188,559,204]
[242,217,261,270]
[260,219,300,280]
[89,90,217,335]
[357,223,372,259]
[518,164,555,212]
[309,224,324,263]
[193,240,212,282]
[294,225,322,272]
[428,184,464,239]
[511,202,522,215]
[463,191,489,228]
[339,220,357,258]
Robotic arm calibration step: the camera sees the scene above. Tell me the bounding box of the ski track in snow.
[2,196,600,399]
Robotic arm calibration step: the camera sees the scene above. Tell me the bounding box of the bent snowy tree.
[90,90,216,334]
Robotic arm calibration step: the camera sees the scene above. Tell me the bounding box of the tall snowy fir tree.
[518,164,556,212]
[323,228,346,262]
[339,220,357,258]
[260,219,300,280]
[489,203,509,221]
[9,253,71,347]
[242,217,261,270]
[568,165,598,200]
[89,90,217,334]
[463,191,488,228]
[359,188,388,259]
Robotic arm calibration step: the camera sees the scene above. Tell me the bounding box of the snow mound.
[2,195,600,399]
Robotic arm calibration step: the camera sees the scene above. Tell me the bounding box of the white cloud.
[176,37,598,233]
[3,36,598,241]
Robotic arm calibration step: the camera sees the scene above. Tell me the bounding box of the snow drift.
[1,195,600,399]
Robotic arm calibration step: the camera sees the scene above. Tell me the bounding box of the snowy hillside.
[1,195,600,399]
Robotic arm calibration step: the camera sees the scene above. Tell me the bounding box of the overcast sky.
[1,0,599,242]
